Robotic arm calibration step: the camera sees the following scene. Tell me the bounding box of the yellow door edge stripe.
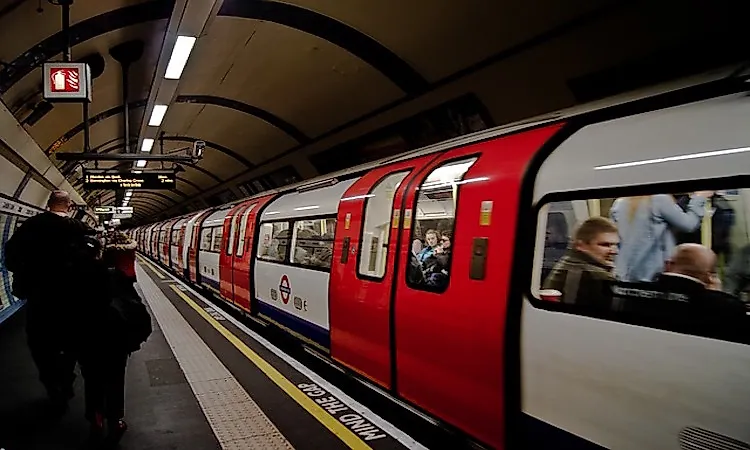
[167,284,372,450]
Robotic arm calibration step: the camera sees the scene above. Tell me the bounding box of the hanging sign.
[43,62,93,102]
[94,206,116,214]
[83,170,176,190]
[113,213,133,219]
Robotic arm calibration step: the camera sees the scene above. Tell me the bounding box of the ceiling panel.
[165,103,298,165]
[0,0,151,64]
[179,17,403,138]
[284,0,612,81]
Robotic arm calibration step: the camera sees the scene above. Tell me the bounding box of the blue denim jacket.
[610,194,706,282]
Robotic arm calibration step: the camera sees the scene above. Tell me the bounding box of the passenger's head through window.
[574,217,619,268]
[438,232,451,253]
[665,243,719,288]
[424,229,439,249]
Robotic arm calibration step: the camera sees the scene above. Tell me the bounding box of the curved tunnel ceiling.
[1,0,743,226]
[46,95,308,158]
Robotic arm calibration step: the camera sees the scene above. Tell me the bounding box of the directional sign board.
[94,206,133,215]
[113,213,133,219]
[43,62,93,102]
[83,170,176,190]
[94,206,116,214]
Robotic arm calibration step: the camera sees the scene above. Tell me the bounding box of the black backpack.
[108,276,152,353]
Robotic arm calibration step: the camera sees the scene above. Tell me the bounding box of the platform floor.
[0,260,430,450]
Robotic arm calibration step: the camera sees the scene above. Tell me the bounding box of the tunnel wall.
[0,193,43,324]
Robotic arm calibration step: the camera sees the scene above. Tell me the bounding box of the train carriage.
[132,72,750,450]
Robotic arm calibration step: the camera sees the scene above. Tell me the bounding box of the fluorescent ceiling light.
[594,146,750,170]
[136,160,147,168]
[265,211,281,215]
[141,138,154,152]
[133,170,142,174]
[164,35,197,80]
[294,205,319,211]
[149,105,168,126]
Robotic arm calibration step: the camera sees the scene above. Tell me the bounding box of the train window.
[358,171,409,279]
[236,204,257,257]
[200,227,212,251]
[211,227,223,253]
[406,157,478,292]
[533,187,750,344]
[257,221,290,263]
[226,210,240,256]
[291,217,336,270]
[171,229,179,244]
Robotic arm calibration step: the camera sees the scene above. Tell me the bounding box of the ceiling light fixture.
[164,36,197,80]
[133,170,142,174]
[141,138,154,152]
[136,159,147,168]
[149,104,168,126]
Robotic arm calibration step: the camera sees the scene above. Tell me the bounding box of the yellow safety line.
[167,284,371,450]
[136,257,165,279]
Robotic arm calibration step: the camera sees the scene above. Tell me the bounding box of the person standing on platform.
[79,231,150,445]
[3,190,95,414]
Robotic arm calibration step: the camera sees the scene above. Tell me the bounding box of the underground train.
[129,71,750,450]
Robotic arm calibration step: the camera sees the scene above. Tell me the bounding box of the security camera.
[192,140,205,159]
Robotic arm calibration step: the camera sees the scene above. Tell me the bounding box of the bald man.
[4,190,95,414]
[654,243,747,342]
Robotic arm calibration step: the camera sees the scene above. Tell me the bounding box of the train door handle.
[341,237,351,263]
[469,237,488,280]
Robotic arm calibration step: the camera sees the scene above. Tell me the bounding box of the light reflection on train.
[129,75,750,450]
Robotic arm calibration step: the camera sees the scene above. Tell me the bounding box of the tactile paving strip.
[136,263,294,450]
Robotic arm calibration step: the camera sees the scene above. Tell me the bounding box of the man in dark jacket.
[542,216,619,309]
[4,190,95,413]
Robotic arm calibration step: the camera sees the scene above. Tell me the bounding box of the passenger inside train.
[538,187,750,343]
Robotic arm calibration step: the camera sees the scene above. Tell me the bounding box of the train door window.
[258,221,290,262]
[212,226,223,253]
[171,229,179,245]
[291,217,336,269]
[226,210,241,256]
[236,204,257,257]
[358,171,409,279]
[407,157,478,292]
[532,186,750,345]
[200,227,212,251]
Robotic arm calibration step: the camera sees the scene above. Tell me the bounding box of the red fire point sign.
[279,275,291,304]
[49,67,80,92]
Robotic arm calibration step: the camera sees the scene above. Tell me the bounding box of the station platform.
[0,259,439,450]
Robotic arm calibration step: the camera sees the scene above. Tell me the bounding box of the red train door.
[220,202,251,303]
[329,155,437,389]
[391,125,562,449]
[229,194,274,313]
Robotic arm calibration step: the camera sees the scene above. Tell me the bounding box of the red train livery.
[130,73,750,450]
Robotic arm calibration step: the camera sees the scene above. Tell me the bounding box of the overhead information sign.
[43,62,93,102]
[94,206,133,215]
[113,213,132,219]
[83,170,176,190]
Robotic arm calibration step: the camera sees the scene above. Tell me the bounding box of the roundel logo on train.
[279,274,291,304]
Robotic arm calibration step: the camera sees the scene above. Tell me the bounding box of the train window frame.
[356,171,410,281]
[256,221,291,263]
[199,227,213,252]
[405,156,479,294]
[527,175,750,345]
[236,204,257,257]
[211,226,223,253]
[290,216,337,271]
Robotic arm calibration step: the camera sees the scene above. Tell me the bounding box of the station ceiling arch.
[0,0,744,222]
